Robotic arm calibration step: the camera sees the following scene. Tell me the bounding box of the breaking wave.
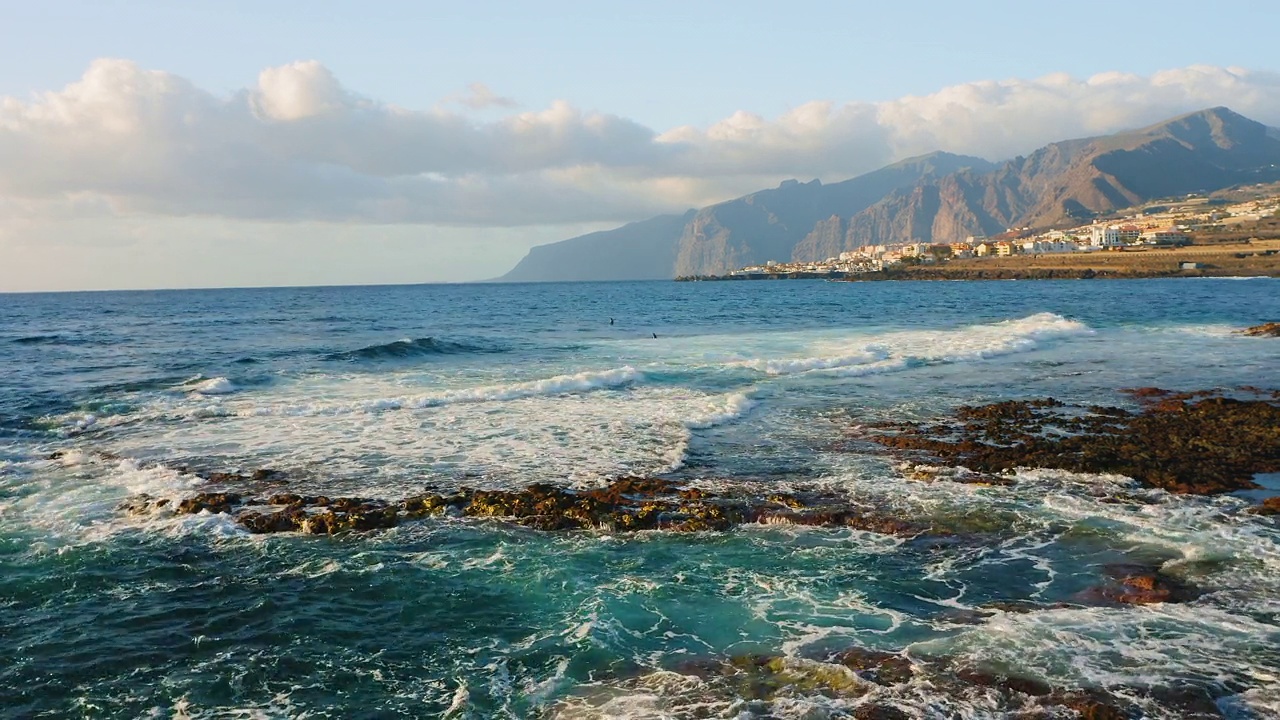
[737,312,1091,376]
[324,337,505,362]
[11,334,64,345]
[366,366,644,410]
[184,377,237,395]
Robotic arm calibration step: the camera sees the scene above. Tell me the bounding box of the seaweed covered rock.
[862,388,1280,494]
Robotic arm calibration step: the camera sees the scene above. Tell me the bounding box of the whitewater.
[1,278,1278,718]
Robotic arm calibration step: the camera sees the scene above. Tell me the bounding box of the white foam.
[735,346,889,375]
[682,391,757,430]
[189,377,236,395]
[388,366,643,410]
[732,312,1092,378]
[201,366,645,418]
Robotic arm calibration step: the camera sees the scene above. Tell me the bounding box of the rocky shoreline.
[858,387,1280,496]
[102,384,1280,719]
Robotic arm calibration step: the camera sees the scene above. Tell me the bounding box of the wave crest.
[739,313,1091,377]
[324,337,504,362]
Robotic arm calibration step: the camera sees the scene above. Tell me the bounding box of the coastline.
[678,239,1280,281]
[677,267,1280,281]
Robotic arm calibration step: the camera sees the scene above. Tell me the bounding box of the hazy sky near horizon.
[3,0,1280,291]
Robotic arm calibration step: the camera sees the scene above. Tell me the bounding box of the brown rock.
[175,493,242,515]
[1240,322,1280,337]
[1248,496,1280,516]
[955,667,1052,697]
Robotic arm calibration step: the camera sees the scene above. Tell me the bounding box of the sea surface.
[1,278,1279,719]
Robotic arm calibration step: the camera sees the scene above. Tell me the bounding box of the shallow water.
[2,278,1279,718]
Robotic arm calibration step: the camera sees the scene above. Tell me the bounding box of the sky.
[2,0,1280,291]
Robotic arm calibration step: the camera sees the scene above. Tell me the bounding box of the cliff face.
[670,152,994,276]
[498,211,695,282]
[500,108,1280,281]
[501,152,990,281]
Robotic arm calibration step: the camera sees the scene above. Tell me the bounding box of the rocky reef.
[861,388,1280,495]
[119,476,956,538]
[1240,321,1280,337]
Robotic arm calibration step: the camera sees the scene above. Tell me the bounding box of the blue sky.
[1,0,1279,291]
[7,0,1274,129]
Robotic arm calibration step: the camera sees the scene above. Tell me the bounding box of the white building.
[1089,224,1124,248]
[1022,240,1074,254]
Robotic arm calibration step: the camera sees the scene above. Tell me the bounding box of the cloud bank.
[2,60,1280,227]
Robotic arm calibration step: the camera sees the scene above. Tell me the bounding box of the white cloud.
[1,59,1279,232]
[253,61,350,121]
[446,82,519,111]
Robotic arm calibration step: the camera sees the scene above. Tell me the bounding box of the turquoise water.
[2,278,1279,718]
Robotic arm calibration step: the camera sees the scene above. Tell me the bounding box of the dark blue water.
[2,279,1278,718]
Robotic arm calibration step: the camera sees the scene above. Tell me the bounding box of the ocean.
[1,278,1278,718]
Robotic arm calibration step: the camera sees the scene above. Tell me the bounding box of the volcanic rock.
[862,389,1280,495]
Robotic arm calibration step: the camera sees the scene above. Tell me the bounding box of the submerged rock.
[1089,563,1200,605]
[830,648,914,686]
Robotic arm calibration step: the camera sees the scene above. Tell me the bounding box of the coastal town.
[706,186,1280,279]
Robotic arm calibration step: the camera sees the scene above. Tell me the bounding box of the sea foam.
[735,312,1091,377]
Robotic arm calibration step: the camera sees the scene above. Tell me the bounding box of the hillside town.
[725,189,1280,278]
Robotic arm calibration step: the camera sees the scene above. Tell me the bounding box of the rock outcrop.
[860,388,1280,495]
[1241,322,1280,337]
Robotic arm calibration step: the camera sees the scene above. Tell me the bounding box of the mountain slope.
[845,107,1280,245]
[498,108,1280,281]
[500,152,991,281]
[671,152,994,276]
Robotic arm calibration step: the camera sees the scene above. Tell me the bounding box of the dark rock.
[954,667,1053,697]
[980,600,1078,614]
[267,493,304,506]
[117,494,170,515]
[238,510,303,534]
[861,390,1280,495]
[852,704,911,720]
[832,648,914,685]
[1140,684,1225,719]
[175,493,242,515]
[1039,689,1130,719]
[251,468,287,482]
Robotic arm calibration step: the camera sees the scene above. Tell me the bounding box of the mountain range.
[499,107,1280,281]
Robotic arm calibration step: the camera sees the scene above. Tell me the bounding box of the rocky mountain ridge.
[500,107,1280,280]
